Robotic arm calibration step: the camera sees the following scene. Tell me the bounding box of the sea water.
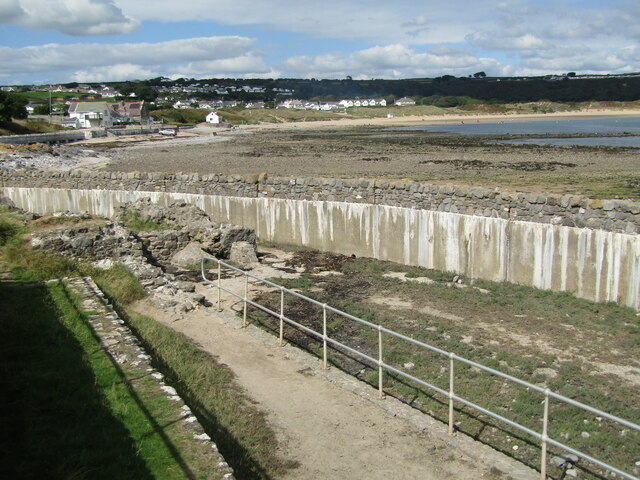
[388,116,640,148]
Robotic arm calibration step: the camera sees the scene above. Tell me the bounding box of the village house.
[100,86,121,98]
[109,101,149,124]
[319,101,342,111]
[67,102,114,128]
[173,99,197,109]
[277,99,306,109]
[206,111,221,124]
[395,96,416,106]
[62,117,81,129]
[338,98,386,108]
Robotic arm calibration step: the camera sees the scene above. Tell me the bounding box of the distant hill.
[135,74,640,103]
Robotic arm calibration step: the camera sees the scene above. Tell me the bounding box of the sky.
[1,0,639,85]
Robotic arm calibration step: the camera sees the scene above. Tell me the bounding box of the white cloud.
[459,1,640,75]
[117,0,490,44]
[179,53,280,78]
[282,44,503,79]
[2,0,139,35]
[72,64,158,83]
[3,0,640,82]
[0,36,269,83]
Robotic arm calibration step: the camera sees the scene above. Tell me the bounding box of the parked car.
[159,128,177,136]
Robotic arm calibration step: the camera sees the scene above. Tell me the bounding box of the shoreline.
[72,107,640,148]
[242,108,640,131]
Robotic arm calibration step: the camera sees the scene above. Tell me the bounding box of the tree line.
[141,75,640,103]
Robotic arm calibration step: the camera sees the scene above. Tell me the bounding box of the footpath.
[132,281,539,480]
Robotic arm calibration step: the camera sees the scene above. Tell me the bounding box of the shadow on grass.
[60,278,199,480]
[0,280,151,479]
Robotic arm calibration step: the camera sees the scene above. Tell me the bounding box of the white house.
[67,102,113,128]
[277,99,306,109]
[395,97,416,106]
[173,99,196,109]
[206,111,221,124]
[319,102,341,111]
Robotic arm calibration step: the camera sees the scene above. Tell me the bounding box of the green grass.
[0,118,64,135]
[17,91,95,101]
[148,108,208,125]
[122,311,296,479]
[0,279,179,479]
[120,210,170,233]
[0,211,23,245]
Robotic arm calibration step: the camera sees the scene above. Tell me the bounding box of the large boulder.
[170,242,210,268]
[217,223,257,257]
[229,241,259,267]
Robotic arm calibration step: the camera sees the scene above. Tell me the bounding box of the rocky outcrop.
[171,242,210,268]
[229,241,259,266]
[115,198,256,263]
[28,199,258,314]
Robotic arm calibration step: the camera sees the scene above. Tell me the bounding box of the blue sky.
[1,0,639,85]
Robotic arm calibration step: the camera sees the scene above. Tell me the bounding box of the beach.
[88,107,640,200]
[2,107,638,199]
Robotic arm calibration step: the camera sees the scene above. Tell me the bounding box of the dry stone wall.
[2,169,639,234]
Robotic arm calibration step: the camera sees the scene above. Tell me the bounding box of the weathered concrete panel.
[3,186,638,310]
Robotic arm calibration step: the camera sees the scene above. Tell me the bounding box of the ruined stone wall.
[2,170,638,233]
[29,221,145,262]
[137,230,191,263]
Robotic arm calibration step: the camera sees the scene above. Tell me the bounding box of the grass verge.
[1,220,294,479]
[122,310,296,479]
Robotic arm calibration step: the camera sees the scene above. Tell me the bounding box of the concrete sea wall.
[2,170,640,233]
[3,186,639,310]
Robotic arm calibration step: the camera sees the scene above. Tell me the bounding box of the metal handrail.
[201,256,640,480]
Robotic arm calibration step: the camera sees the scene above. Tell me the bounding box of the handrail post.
[540,389,550,480]
[279,286,284,346]
[216,260,222,311]
[378,325,384,399]
[323,304,328,369]
[449,352,455,435]
[243,274,248,327]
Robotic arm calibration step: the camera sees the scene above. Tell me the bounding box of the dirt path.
[132,279,537,480]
